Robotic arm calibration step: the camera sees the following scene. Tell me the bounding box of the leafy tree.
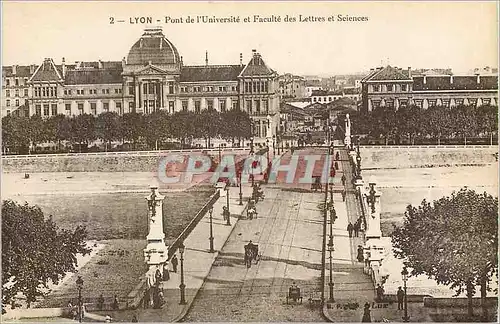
[96,112,120,151]
[70,114,96,152]
[143,111,170,149]
[27,115,46,152]
[2,115,30,154]
[119,112,144,150]
[391,188,498,320]
[2,200,90,311]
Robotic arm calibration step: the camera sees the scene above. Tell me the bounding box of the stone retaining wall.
[360,147,498,169]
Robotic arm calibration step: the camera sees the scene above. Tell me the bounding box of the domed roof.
[127,28,180,65]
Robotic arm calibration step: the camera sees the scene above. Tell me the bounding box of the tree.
[70,114,96,152]
[96,112,120,151]
[119,112,144,150]
[391,188,498,321]
[2,115,30,154]
[2,200,91,311]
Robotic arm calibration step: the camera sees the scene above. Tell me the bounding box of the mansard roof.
[30,58,63,82]
[412,75,498,91]
[239,51,274,77]
[65,67,123,85]
[364,66,412,81]
[2,65,36,78]
[180,65,243,82]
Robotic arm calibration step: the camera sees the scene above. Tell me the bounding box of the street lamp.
[76,276,83,323]
[266,139,270,161]
[238,171,243,205]
[328,207,337,302]
[402,266,410,322]
[179,242,186,305]
[226,187,231,226]
[368,182,376,214]
[208,206,214,253]
[356,149,362,179]
[218,144,222,164]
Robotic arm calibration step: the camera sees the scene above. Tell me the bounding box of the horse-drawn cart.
[244,242,259,268]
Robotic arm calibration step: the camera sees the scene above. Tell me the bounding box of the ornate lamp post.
[179,243,186,305]
[226,187,231,226]
[402,266,410,322]
[272,135,276,155]
[218,144,222,164]
[208,206,214,253]
[76,276,83,323]
[355,148,362,179]
[368,182,376,214]
[266,138,270,161]
[328,207,337,302]
[238,171,243,205]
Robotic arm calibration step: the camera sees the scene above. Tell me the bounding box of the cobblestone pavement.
[184,149,328,322]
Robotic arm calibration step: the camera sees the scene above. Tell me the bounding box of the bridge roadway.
[183,148,329,322]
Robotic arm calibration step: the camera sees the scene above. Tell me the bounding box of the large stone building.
[361,65,498,111]
[2,27,280,139]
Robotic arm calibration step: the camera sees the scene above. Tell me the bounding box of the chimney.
[98,60,103,69]
[408,67,411,78]
[12,65,17,75]
[205,51,208,66]
[239,53,243,66]
[62,57,66,76]
[423,74,427,84]
[476,73,480,84]
[30,64,35,74]
[122,57,126,68]
[180,56,183,65]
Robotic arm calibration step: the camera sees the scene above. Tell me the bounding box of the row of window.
[62,88,122,96]
[245,99,269,114]
[180,85,238,93]
[243,81,269,94]
[372,84,408,92]
[5,89,29,97]
[371,97,493,109]
[312,96,344,103]
[4,78,29,87]
[5,99,24,107]
[34,101,124,116]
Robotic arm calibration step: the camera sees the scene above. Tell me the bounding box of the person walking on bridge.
[347,222,354,238]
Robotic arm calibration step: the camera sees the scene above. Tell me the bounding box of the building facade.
[311,88,361,104]
[1,27,280,139]
[361,65,498,111]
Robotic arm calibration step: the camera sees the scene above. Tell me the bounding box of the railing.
[2,148,250,159]
[167,190,221,259]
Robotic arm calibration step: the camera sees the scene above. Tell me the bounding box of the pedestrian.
[376,284,385,302]
[397,286,405,310]
[362,302,371,322]
[334,161,339,170]
[112,295,119,310]
[97,294,104,311]
[357,245,364,262]
[155,265,162,285]
[354,220,360,237]
[341,189,346,202]
[335,151,340,161]
[341,174,346,186]
[131,315,138,322]
[171,254,178,273]
[163,262,170,281]
[347,222,354,238]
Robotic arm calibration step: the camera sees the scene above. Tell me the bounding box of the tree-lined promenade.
[350,104,498,145]
[2,110,253,154]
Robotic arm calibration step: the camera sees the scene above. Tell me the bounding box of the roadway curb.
[172,195,249,322]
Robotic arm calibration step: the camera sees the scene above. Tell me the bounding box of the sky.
[2,1,498,76]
